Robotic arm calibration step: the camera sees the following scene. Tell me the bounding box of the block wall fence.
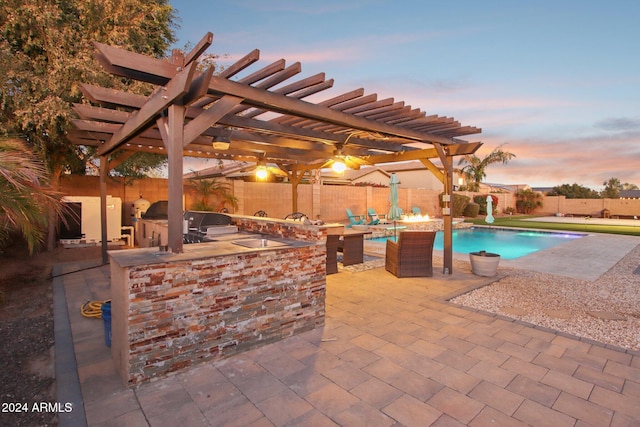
[58,175,640,223]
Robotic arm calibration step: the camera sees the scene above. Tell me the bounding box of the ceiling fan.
[320,143,371,173]
[254,160,288,180]
[238,154,289,180]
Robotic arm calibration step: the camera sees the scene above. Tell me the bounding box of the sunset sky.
[169,0,640,190]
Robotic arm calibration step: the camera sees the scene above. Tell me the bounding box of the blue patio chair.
[345,208,365,227]
[367,208,387,225]
[411,206,421,215]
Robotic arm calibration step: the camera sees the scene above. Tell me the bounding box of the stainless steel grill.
[183,211,233,243]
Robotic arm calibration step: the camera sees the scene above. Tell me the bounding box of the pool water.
[370,227,584,260]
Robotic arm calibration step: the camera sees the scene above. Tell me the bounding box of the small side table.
[326,234,340,274]
[340,229,372,266]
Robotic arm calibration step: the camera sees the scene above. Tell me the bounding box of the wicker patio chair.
[385,231,436,278]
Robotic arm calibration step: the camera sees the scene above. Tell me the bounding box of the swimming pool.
[369,227,584,260]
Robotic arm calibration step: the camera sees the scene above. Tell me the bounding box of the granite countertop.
[108,232,316,268]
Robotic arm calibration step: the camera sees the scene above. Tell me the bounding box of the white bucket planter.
[469,251,501,277]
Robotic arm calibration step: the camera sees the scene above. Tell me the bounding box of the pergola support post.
[434,143,454,275]
[166,104,186,253]
[288,169,307,213]
[99,155,109,265]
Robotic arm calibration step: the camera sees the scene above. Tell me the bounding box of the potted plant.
[469,250,500,276]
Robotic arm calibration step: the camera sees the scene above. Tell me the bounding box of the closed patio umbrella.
[388,173,402,220]
[485,195,495,224]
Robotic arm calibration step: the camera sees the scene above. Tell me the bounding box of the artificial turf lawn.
[463,216,640,237]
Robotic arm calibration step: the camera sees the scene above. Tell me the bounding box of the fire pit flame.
[400,214,431,223]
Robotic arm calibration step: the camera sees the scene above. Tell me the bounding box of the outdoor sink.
[232,238,290,249]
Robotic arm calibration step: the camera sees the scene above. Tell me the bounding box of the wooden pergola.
[69,33,482,273]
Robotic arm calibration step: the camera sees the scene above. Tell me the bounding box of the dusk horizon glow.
[169,1,640,191]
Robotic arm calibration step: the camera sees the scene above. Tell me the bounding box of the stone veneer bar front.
[109,215,328,386]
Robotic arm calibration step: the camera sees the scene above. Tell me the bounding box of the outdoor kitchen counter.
[108,217,328,387]
[108,232,315,268]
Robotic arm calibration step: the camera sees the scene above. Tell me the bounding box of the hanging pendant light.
[255,164,269,180]
[331,159,347,173]
[244,155,289,181]
[322,143,371,172]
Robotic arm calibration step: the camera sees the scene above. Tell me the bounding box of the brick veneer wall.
[110,217,327,386]
[231,215,326,240]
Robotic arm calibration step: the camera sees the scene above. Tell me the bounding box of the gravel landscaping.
[451,244,640,352]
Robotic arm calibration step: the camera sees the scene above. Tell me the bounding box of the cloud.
[481,132,640,188]
[198,27,640,190]
[594,117,640,132]
[217,25,449,73]
[235,0,361,15]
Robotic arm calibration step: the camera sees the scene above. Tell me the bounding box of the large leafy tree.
[601,177,622,198]
[458,144,516,192]
[0,0,177,249]
[548,183,601,199]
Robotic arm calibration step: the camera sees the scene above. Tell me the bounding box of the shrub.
[440,193,470,217]
[353,181,388,187]
[463,203,480,217]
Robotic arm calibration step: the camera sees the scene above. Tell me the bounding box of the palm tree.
[189,177,238,212]
[458,144,516,191]
[0,138,65,254]
[515,189,543,214]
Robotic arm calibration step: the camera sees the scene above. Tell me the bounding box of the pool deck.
[522,216,640,227]
[53,231,640,426]
[365,226,639,282]
[500,232,639,281]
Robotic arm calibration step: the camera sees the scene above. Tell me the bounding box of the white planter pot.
[469,251,501,277]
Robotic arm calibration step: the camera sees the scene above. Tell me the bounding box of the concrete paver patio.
[53,233,640,426]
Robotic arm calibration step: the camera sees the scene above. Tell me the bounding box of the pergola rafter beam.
[274,91,379,128]
[238,59,285,85]
[281,78,335,100]
[78,84,415,154]
[184,95,244,146]
[97,61,198,156]
[356,101,405,118]
[184,32,213,66]
[243,72,330,118]
[218,49,261,79]
[385,110,428,125]
[93,42,478,146]
[74,106,411,161]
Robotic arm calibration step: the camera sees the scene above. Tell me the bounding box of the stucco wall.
[58,175,514,224]
[61,175,631,226]
[538,196,640,218]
